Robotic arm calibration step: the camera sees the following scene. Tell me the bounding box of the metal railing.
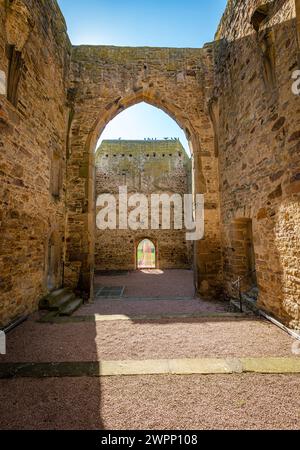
[231,270,257,313]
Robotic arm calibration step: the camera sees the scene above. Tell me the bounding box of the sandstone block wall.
[95,139,193,271]
[0,0,71,325]
[215,0,300,328]
[0,0,299,330]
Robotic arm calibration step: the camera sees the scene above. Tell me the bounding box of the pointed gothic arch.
[64,46,222,300]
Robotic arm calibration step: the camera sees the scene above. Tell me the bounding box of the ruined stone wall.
[95,140,193,271]
[215,0,300,328]
[66,45,222,298]
[1,0,299,329]
[0,0,71,326]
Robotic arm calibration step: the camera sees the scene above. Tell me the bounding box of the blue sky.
[99,103,191,154]
[58,0,226,48]
[58,0,226,153]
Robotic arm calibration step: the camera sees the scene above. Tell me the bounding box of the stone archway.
[64,45,222,300]
[137,238,157,270]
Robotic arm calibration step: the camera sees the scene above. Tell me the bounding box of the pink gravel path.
[89,269,228,316]
[75,297,228,316]
[94,269,196,298]
[2,316,298,363]
[0,374,300,430]
[1,269,299,430]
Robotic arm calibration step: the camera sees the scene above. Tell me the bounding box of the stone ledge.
[1,357,300,379]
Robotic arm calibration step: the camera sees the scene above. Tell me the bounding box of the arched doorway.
[65,46,223,299]
[137,239,156,269]
[93,102,193,274]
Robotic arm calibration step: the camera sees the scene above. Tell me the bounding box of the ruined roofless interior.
[0,0,300,331]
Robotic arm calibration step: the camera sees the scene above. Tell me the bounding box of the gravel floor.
[94,269,196,298]
[0,374,300,430]
[75,297,228,316]
[2,269,299,430]
[2,316,298,363]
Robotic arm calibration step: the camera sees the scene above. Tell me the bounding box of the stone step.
[39,288,72,310]
[247,286,259,300]
[47,287,71,299]
[48,292,76,311]
[230,299,255,315]
[38,311,59,323]
[96,296,198,302]
[59,298,83,316]
[241,293,258,311]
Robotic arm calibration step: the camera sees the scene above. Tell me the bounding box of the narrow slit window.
[51,152,62,198]
[6,44,24,106]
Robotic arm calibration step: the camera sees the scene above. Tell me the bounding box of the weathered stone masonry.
[0,0,299,329]
[0,0,71,326]
[214,0,300,328]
